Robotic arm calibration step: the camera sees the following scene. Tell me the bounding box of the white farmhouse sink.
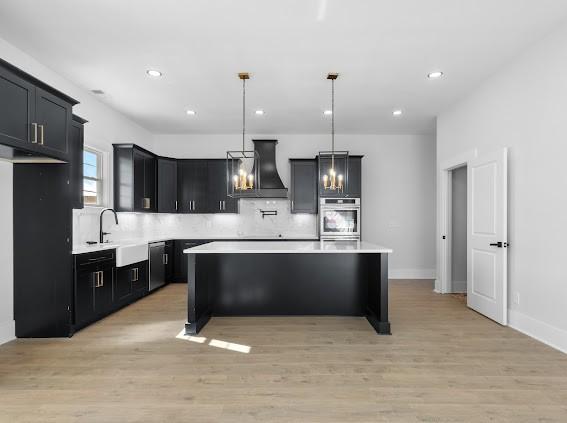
[116,242,148,267]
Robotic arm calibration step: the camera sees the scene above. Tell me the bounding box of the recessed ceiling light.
[323,110,333,116]
[255,110,265,116]
[146,69,162,77]
[392,109,403,117]
[186,110,196,116]
[427,71,444,79]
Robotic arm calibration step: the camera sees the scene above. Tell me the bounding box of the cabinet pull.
[175,200,178,211]
[100,271,104,287]
[143,198,151,209]
[223,200,226,210]
[39,124,44,145]
[163,253,168,265]
[193,200,195,211]
[31,123,38,143]
[132,267,138,282]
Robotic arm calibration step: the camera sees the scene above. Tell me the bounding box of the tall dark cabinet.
[13,164,72,337]
[157,157,178,213]
[290,159,318,214]
[113,144,157,212]
[69,115,86,209]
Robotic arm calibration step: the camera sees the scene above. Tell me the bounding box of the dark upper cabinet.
[0,66,34,146]
[113,144,157,212]
[35,87,71,157]
[0,59,77,162]
[346,156,362,198]
[207,159,238,213]
[178,159,208,213]
[318,155,362,198]
[69,115,86,209]
[157,158,178,213]
[290,159,318,214]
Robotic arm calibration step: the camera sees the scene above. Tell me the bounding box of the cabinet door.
[94,266,114,316]
[114,266,134,306]
[178,160,208,213]
[207,160,225,213]
[69,120,84,209]
[346,156,362,198]
[158,158,178,213]
[0,66,35,146]
[35,87,71,159]
[290,160,318,214]
[75,268,96,327]
[144,155,157,212]
[318,155,348,198]
[133,149,146,212]
[132,262,148,296]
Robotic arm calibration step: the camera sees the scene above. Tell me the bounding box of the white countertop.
[72,236,320,255]
[184,241,393,254]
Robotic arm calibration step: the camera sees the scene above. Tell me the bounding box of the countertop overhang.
[183,241,393,254]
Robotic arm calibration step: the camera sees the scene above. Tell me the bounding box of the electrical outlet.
[514,292,520,305]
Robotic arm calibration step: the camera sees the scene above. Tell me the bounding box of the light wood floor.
[1,280,567,423]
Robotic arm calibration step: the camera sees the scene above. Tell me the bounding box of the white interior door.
[467,148,508,325]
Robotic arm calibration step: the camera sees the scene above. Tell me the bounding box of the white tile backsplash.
[73,199,318,247]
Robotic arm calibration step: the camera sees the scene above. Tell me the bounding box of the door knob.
[489,242,508,248]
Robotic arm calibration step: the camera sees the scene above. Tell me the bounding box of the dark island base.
[185,253,390,335]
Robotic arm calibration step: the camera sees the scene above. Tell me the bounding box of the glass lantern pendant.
[226,73,260,198]
[320,73,347,193]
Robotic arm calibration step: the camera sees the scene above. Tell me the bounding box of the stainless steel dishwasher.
[149,242,166,291]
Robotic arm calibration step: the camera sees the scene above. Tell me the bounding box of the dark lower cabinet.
[74,251,150,332]
[115,261,148,307]
[73,250,116,330]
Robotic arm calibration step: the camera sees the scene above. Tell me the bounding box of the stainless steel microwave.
[319,198,361,240]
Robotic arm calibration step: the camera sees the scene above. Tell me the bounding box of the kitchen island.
[184,241,393,335]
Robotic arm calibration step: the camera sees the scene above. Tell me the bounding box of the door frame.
[437,149,477,294]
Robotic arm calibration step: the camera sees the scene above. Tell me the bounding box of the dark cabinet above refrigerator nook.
[0,58,78,163]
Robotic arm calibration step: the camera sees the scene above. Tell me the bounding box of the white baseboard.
[0,320,15,346]
[452,280,467,293]
[389,269,436,280]
[508,309,567,354]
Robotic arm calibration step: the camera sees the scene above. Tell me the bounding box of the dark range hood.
[250,139,288,198]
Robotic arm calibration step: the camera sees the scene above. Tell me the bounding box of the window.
[83,147,104,206]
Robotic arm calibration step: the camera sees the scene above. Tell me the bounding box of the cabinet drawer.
[75,249,116,267]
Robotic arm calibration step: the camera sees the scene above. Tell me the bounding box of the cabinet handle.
[93,271,98,287]
[132,267,138,282]
[39,125,44,145]
[222,200,225,211]
[143,198,151,209]
[163,253,168,265]
[175,200,178,211]
[31,123,38,143]
[193,200,196,211]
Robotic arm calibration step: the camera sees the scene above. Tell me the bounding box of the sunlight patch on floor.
[175,330,251,353]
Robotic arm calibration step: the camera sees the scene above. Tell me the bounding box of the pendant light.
[226,73,260,198]
[319,73,348,193]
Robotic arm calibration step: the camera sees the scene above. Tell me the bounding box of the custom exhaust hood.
[250,139,288,198]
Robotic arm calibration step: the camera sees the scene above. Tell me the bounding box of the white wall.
[437,23,567,352]
[451,166,467,291]
[153,134,437,278]
[0,37,153,344]
[0,161,14,345]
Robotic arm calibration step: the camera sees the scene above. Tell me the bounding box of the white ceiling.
[1,0,566,134]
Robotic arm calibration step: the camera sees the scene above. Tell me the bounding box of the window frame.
[83,146,105,207]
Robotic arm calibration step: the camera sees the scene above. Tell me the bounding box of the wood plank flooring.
[1,280,566,422]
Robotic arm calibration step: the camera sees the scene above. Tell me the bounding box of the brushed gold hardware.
[39,125,44,145]
[238,72,250,80]
[31,123,38,143]
[143,198,151,209]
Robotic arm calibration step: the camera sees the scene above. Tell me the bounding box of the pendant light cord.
[331,78,335,168]
[242,77,246,152]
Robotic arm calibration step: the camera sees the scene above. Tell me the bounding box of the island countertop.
[183,240,393,254]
